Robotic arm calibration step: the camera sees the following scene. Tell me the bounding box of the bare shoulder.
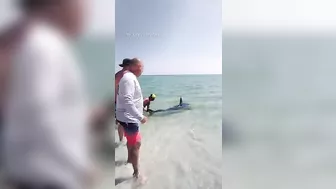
[115,70,122,79]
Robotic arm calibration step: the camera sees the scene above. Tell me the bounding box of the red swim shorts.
[124,131,141,146]
[116,120,141,146]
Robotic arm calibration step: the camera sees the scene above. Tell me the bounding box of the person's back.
[115,59,131,142]
[116,72,144,123]
[143,94,156,112]
[115,70,124,102]
[143,98,150,107]
[4,21,90,189]
[115,59,131,102]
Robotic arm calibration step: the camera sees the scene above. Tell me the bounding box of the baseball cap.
[119,58,131,67]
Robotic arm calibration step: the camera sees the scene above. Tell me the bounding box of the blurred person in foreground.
[2,0,104,188]
[115,58,131,143]
[116,58,147,178]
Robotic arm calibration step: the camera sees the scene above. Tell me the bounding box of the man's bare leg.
[126,143,132,164]
[132,141,141,178]
[117,124,124,142]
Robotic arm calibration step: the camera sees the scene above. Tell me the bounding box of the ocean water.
[223,35,336,189]
[77,40,222,188]
[115,75,222,189]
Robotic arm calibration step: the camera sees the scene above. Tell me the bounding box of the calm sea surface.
[223,35,336,189]
[78,39,222,189]
[115,75,222,189]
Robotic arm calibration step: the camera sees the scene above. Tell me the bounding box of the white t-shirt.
[116,72,144,123]
[3,21,90,189]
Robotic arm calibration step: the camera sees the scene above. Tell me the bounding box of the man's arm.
[118,76,144,121]
[143,103,150,112]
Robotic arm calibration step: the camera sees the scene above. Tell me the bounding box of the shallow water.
[115,75,222,189]
[77,40,222,188]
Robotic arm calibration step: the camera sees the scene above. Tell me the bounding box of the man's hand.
[141,116,148,124]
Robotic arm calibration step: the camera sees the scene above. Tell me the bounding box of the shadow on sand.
[115,176,133,186]
[115,160,128,167]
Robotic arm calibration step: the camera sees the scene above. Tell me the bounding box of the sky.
[223,0,336,34]
[115,0,222,75]
[0,0,115,37]
[3,0,335,74]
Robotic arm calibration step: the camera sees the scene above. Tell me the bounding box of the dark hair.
[19,0,62,12]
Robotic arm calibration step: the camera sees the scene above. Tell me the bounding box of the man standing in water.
[116,58,147,178]
[115,58,131,143]
[3,0,95,188]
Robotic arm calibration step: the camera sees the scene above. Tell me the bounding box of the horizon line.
[141,73,222,76]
